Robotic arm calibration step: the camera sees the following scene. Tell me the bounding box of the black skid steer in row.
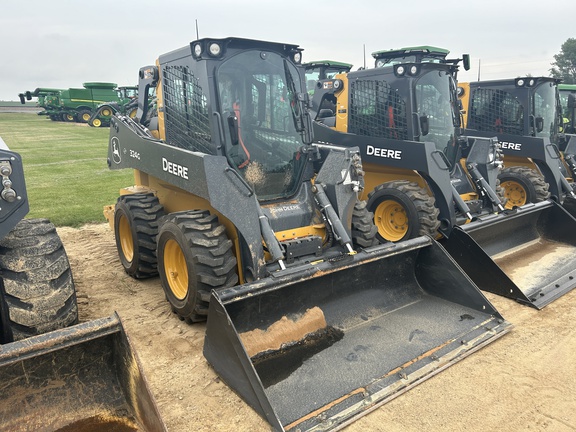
[310,46,576,309]
[104,37,510,431]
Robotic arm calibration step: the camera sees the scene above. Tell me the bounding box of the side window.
[349,80,407,140]
[162,65,212,154]
[469,88,523,135]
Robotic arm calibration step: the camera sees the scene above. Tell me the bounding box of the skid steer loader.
[309,46,576,309]
[104,37,511,431]
[458,78,576,212]
[0,136,166,431]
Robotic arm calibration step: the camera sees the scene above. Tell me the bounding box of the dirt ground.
[58,223,576,432]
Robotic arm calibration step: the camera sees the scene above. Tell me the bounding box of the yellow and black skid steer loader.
[458,78,576,212]
[104,37,510,431]
[310,47,576,309]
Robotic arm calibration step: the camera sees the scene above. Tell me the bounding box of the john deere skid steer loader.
[104,37,510,431]
[0,136,165,431]
[458,78,576,209]
[309,46,576,309]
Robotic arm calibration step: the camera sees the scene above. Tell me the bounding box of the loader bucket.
[0,313,166,432]
[442,200,576,309]
[203,236,510,432]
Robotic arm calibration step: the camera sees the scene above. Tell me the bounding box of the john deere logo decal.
[111,137,121,164]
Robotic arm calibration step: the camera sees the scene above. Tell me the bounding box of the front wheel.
[367,180,440,243]
[0,219,78,343]
[498,166,550,209]
[157,211,238,323]
[114,194,164,278]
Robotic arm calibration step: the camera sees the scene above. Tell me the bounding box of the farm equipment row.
[18,83,137,127]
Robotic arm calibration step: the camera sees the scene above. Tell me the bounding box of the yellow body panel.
[458,82,471,127]
[333,73,349,133]
[155,59,167,141]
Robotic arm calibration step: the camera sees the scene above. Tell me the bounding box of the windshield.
[217,50,307,201]
[414,70,457,161]
[533,82,558,140]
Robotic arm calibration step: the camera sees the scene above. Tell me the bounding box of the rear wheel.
[0,219,78,343]
[62,112,75,122]
[91,118,102,127]
[498,166,550,209]
[367,180,440,243]
[157,211,238,323]
[77,109,92,123]
[351,200,378,248]
[114,194,164,278]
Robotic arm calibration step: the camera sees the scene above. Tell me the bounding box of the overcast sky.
[1,0,573,101]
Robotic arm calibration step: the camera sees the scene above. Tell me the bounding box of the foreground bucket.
[204,236,510,431]
[442,200,576,309]
[0,313,166,432]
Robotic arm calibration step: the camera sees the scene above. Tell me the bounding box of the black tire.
[62,112,76,122]
[157,211,238,323]
[494,178,508,209]
[76,109,92,123]
[0,219,78,343]
[351,200,378,248]
[498,166,550,209]
[114,194,164,279]
[367,180,440,243]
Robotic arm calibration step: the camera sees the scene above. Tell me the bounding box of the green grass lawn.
[0,113,133,227]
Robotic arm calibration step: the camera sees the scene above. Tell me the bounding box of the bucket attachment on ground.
[0,313,166,432]
[442,200,576,309]
[203,236,511,432]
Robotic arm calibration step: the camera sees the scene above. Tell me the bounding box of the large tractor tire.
[76,109,92,123]
[0,219,78,343]
[157,211,238,324]
[62,112,76,122]
[367,180,440,243]
[351,200,379,248]
[114,193,164,279]
[498,166,550,209]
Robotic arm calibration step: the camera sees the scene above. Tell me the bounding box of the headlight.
[209,42,221,57]
[293,52,302,64]
[396,65,405,76]
[517,79,525,87]
[193,43,202,57]
[376,59,385,68]
[409,65,418,75]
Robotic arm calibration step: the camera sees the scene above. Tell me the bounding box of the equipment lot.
[1,112,575,431]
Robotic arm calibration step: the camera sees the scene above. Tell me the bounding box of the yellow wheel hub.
[118,214,134,262]
[501,180,526,209]
[163,239,189,300]
[92,118,102,127]
[102,108,112,116]
[82,113,91,122]
[374,199,408,242]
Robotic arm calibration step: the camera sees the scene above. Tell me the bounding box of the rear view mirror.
[420,115,430,136]
[227,113,239,146]
[535,116,544,133]
[462,54,470,71]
